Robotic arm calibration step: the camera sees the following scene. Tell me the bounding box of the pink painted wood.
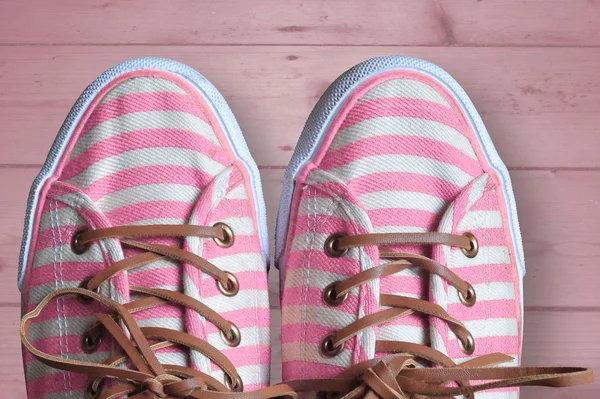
[0,1,598,397]
[0,0,598,46]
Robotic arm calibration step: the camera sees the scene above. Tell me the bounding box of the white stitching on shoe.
[227,171,262,385]
[49,200,68,396]
[53,200,73,395]
[302,187,315,377]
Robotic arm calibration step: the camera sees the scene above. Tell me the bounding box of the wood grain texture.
[443,0,600,47]
[2,168,599,308]
[1,46,600,168]
[0,306,25,398]
[0,0,598,46]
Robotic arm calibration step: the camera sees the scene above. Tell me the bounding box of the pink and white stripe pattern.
[22,71,270,398]
[280,69,522,398]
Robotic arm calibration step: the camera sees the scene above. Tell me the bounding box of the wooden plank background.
[0,1,598,397]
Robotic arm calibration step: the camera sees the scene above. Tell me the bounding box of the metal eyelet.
[459,333,475,355]
[78,277,100,305]
[82,331,102,353]
[323,282,348,306]
[71,228,91,255]
[225,374,243,392]
[85,380,102,399]
[220,323,241,347]
[459,284,477,307]
[461,232,479,258]
[217,272,239,297]
[213,223,235,248]
[324,234,348,257]
[320,332,342,358]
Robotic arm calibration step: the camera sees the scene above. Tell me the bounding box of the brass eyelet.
[82,332,102,353]
[217,272,239,297]
[459,333,475,355]
[324,234,348,257]
[320,332,342,358]
[71,228,91,255]
[461,232,479,258]
[85,380,102,399]
[459,284,477,307]
[323,282,348,306]
[225,374,243,392]
[78,277,100,305]
[213,222,235,248]
[220,323,241,347]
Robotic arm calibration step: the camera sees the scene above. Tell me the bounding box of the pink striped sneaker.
[18,58,285,399]
[276,57,593,397]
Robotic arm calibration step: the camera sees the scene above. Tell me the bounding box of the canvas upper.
[279,64,524,397]
[20,61,270,398]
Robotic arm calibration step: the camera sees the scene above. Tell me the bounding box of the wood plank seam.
[2,165,600,171]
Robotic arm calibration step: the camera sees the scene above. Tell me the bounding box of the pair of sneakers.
[19,57,592,399]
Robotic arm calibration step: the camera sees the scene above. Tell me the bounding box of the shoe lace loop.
[20,224,296,399]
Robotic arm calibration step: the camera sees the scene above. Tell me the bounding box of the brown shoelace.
[285,232,594,398]
[21,224,297,399]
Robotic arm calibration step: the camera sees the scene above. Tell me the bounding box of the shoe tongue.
[77,167,219,367]
[430,173,491,277]
[428,173,491,358]
[346,167,475,354]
